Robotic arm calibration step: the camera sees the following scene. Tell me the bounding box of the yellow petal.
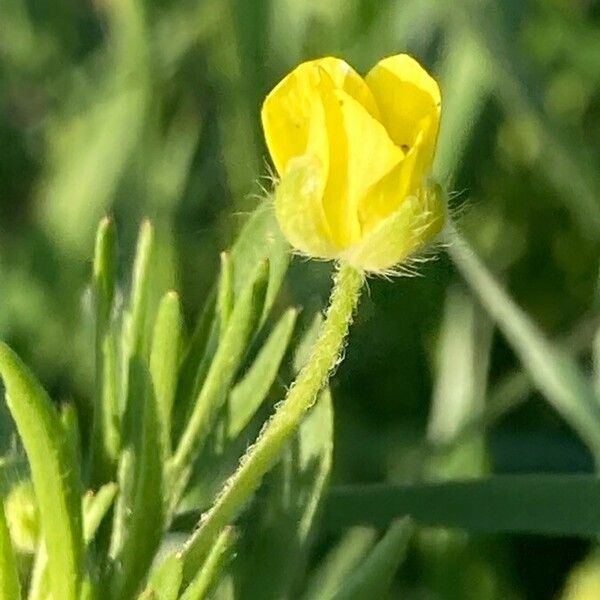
[357,120,435,233]
[365,54,441,154]
[261,57,378,175]
[319,88,404,248]
[313,57,379,119]
[273,154,338,260]
[346,182,445,273]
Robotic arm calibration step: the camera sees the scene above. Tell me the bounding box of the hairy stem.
[179,262,364,581]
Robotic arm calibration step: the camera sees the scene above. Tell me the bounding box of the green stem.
[179,262,364,582]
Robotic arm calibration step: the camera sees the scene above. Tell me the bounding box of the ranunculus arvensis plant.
[262,54,445,274]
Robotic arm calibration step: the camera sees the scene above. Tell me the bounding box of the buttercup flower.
[262,54,445,274]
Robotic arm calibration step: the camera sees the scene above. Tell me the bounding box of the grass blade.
[427,285,492,478]
[303,527,377,600]
[330,518,413,600]
[435,316,599,455]
[0,343,84,600]
[447,229,600,463]
[217,252,234,339]
[0,501,20,600]
[324,475,600,537]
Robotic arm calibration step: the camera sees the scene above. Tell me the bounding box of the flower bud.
[262,54,445,273]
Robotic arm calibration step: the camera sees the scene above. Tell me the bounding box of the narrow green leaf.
[227,308,297,439]
[109,359,163,600]
[303,527,377,600]
[83,482,118,543]
[217,252,234,339]
[173,290,216,440]
[330,518,413,600]
[0,501,20,600]
[150,291,182,457]
[594,324,600,401]
[174,206,289,443]
[324,476,600,537]
[139,552,183,600]
[228,206,289,321]
[180,527,237,600]
[61,403,82,480]
[93,216,117,327]
[90,217,120,486]
[0,343,84,600]
[169,261,269,509]
[432,316,599,455]
[426,285,492,478]
[90,329,120,487]
[27,543,48,600]
[125,220,155,359]
[448,230,600,462]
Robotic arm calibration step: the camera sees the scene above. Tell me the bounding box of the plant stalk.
[179,262,364,582]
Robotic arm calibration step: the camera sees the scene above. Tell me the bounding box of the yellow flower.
[261,54,445,274]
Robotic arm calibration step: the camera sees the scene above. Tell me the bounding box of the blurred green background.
[1,0,599,597]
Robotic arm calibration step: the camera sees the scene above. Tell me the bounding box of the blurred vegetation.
[0,0,599,598]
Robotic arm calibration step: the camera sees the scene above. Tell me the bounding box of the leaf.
[61,403,83,482]
[426,285,492,478]
[27,543,49,600]
[232,390,334,599]
[90,217,120,487]
[93,216,117,327]
[448,230,600,463]
[109,359,163,600]
[594,321,600,401]
[323,475,600,537]
[168,261,269,509]
[227,308,298,439]
[302,527,377,600]
[83,482,118,543]
[229,205,289,321]
[217,252,234,339]
[0,501,20,600]
[150,291,183,457]
[0,343,84,600]
[124,220,156,361]
[434,316,599,455]
[180,527,237,600]
[174,206,289,447]
[140,552,183,600]
[330,518,413,600]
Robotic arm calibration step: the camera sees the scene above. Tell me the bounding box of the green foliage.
[1,0,600,598]
[1,213,378,599]
[0,343,84,600]
[0,501,20,600]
